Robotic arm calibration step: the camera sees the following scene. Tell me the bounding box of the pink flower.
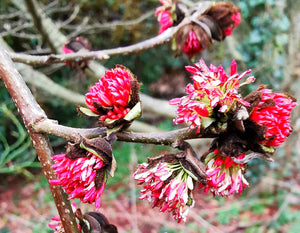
[50,153,106,208]
[200,149,249,196]
[169,59,254,132]
[155,0,174,34]
[48,202,80,233]
[133,162,196,222]
[182,30,204,57]
[85,66,138,122]
[250,88,296,147]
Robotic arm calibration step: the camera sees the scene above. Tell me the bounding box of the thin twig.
[65,10,155,34]
[45,3,73,15]
[58,5,80,29]
[0,10,22,20]
[0,22,33,37]
[189,209,223,233]
[44,0,59,12]
[9,32,40,40]
[67,16,90,39]
[24,0,57,52]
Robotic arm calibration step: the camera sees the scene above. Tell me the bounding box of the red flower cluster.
[250,89,296,147]
[169,59,254,132]
[155,0,174,34]
[200,149,249,196]
[50,153,106,208]
[133,162,195,223]
[48,202,80,233]
[85,66,134,122]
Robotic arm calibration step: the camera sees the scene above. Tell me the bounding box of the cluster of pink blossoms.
[169,59,254,132]
[48,202,80,233]
[155,0,174,34]
[250,88,296,147]
[133,162,196,223]
[85,66,134,122]
[50,153,105,208]
[200,149,249,196]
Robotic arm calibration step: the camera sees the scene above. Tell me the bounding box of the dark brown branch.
[0,44,79,233]
[33,118,217,145]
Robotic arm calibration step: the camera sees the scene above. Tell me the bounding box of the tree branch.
[32,118,216,146]
[9,17,191,66]
[0,43,80,233]
[2,38,177,119]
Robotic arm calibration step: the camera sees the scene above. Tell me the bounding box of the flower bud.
[202,2,241,40]
[82,65,141,128]
[174,23,211,57]
[62,36,92,69]
[62,36,92,54]
[78,211,118,233]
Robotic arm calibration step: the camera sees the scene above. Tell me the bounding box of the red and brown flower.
[83,65,141,128]
[133,148,206,223]
[134,162,195,222]
[50,137,114,209]
[249,88,296,147]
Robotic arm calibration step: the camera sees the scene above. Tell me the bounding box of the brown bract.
[147,144,206,185]
[75,209,118,233]
[203,2,241,40]
[206,87,273,159]
[175,22,211,55]
[65,136,116,179]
